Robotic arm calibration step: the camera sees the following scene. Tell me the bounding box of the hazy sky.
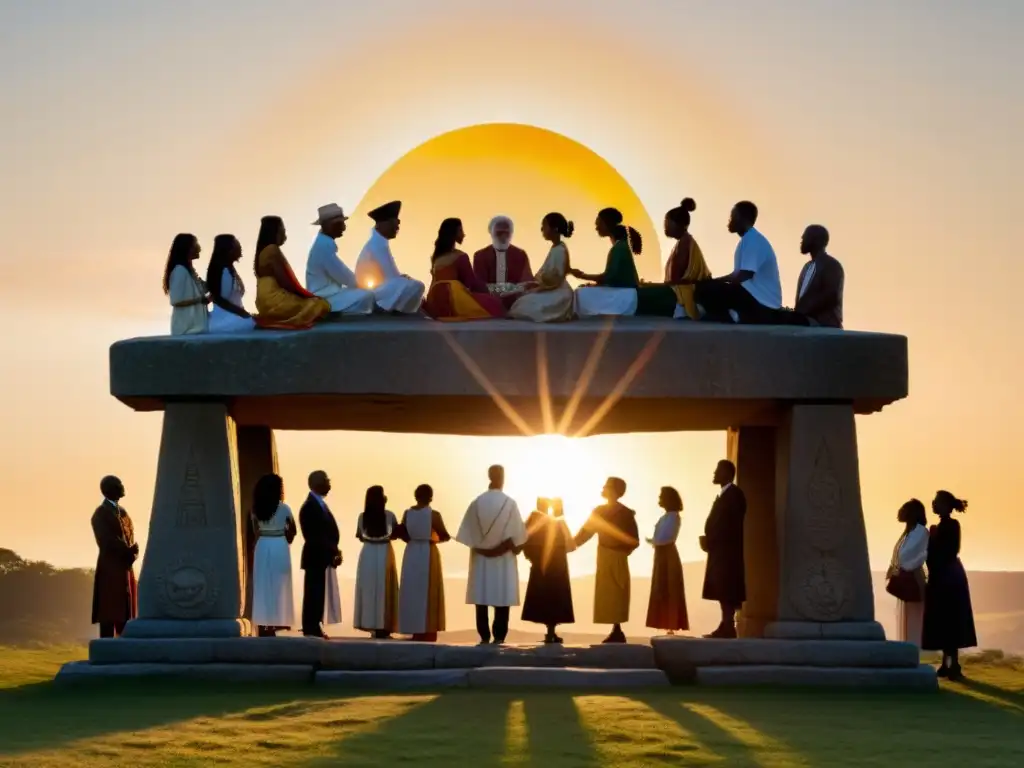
[1,1,1022,579]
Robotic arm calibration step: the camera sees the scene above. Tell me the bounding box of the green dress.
[600,240,640,288]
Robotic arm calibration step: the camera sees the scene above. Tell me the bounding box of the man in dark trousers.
[700,460,747,638]
[764,224,845,328]
[91,475,139,638]
[299,469,341,638]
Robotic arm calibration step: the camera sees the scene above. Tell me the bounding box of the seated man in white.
[354,200,425,314]
[305,203,376,315]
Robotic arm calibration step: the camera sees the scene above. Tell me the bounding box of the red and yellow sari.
[254,245,331,329]
[424,250,506,321]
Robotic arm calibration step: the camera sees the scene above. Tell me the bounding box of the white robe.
[574,285,637,318]
[355,229,425,313]
[168,265,209,335]
[251,503,295,627]
[895,524,928,646]
[456,490,528,607]
[398,505,438,634]
[353,510,398,631]
[305,232,376,315]
[208,269,255,333]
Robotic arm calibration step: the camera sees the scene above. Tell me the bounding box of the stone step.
[315,667,671,689]
[89,638,657,670]
[54,661,314,685]
[652,638,920,682]
[695,664,938,690]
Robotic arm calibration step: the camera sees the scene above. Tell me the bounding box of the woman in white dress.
[353,485,400,639]
[888,498,929,646]
[398,484,451,641]
[250,473,297,636]
[206,234,255,333]
[164,233,210,335]
[508,213,575,323]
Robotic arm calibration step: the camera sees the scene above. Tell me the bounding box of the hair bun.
[681,197,696,212]
[564,220,575,238]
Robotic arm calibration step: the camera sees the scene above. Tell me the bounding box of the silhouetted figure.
[765,225,845,328]
[299,470,342,638]
[922,491,977,680]
[887,499,928,646]
[522,498,576,643]
[353,485,401,639]
[700,460,746,638]
[91,476,138,638]
[646,487,689,634]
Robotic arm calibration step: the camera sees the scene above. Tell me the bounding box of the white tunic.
[251,502,295,628]
[305,232,376,315]
[355,229,425,313]
[168,265,209,335]
[734,227,783,309]
[353,510,398,630]
[208,268,255,333]
[398,505,439,634]
[894,523,928,646]
[456,490,528,607]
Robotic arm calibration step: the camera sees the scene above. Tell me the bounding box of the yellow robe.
[669,238,712,320]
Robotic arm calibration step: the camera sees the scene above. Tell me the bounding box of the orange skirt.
[646,544,689,631]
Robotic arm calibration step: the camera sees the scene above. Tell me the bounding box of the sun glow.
[500,434,604,531]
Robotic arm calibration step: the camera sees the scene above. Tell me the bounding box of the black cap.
[368,200,401,222]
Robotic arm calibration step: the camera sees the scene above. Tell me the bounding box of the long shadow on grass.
[956,678,1024,712]
[303,691,514,767]
[522,693,600,766]
[0,678,321,756]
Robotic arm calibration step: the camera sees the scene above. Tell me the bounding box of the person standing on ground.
[91,476,139,638]
[700,460,746,638]
[521,497,576,643]
[299,470,341,639]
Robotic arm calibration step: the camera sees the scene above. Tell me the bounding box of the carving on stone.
[176,453,208,528]
[156,557,220,619]
[803,440,845,551]
[791,556,851,622]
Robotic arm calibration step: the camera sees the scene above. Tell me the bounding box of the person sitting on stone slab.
[206,234,255,333]
[573,477,640,644]
[253,216,332,329]
[164,232,210,335]
[91,475,139,638]
[305,203,376,316]
[634,198,713,319]
[694,201,783,324]
[473,215,535,309]
[571,208,643,317]
[765,225,845,328]
[355,200,427,314]
[699,460,747,638]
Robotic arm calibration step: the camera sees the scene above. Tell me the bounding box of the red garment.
[472,245,534,284]
[424,251,506,319]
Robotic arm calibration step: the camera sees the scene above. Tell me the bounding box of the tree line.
[0,549,95,645]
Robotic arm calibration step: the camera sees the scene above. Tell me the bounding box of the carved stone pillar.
[122,402,248,638]
[236,426,278,623]
[728,427,779,638]
[765,404,884,640]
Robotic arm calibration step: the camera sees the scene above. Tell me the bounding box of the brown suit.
[91,501,138,636]
[794,253,844,328]
[472,245,534,284]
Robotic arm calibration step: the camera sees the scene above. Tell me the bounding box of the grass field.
[1,647,1022,767]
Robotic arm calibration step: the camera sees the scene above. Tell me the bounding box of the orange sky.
[2,2,1022,578]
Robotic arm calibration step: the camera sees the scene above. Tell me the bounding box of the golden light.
[344,123,662,285]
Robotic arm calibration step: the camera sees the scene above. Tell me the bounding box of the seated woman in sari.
[423,218,506,320]
[635,198,713,318]
[164,233,210,335]
[508,213,575,323]
[253,215,331,330]
[207,234,256,333]
[570,208,642,318]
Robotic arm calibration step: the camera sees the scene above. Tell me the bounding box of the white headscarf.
[488,215,514,252]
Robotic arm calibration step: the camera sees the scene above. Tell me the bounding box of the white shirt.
[734,228,782,309]
[355,229,402,289]
[306,232,357,295]
[798,261,817,300]
[168,265,209,335]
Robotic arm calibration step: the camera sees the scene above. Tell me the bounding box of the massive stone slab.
[122,402,245,638]
[109,318,908,435]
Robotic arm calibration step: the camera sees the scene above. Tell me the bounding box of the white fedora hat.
[311,203,349,225]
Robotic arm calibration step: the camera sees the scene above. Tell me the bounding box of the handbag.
[886,569,922,602]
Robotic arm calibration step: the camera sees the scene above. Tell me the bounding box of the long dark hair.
[660,486,683,513]
[899,498,927,528]
[598,208,643,254]
[667,198,697,230]
[206,234,240,302]
[542,212,574,238]
[253,216,284,276]
[162,233,198,295]
[252,473,284,523]
[432,218,462,261]
[362,485,388,538]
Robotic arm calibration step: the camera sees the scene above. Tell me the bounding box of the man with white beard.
[456,465,528,645]
[354,200,426,314]
[473,215,534,308]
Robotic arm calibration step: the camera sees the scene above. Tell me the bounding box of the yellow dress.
[254,245,330,329]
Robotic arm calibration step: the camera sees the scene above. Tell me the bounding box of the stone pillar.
[122,402,249,638]
[765,404,884,641]
[236,426,278,623]
[728,427,779,638]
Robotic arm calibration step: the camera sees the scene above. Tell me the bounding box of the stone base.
[465,667,670,689]
[763,621,886,641]
[695,664,938,690]
[316,669,471,690]
[120,619,252,639]
[55,661,312,685]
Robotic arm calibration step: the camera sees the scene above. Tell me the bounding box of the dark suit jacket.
[299,493,340,571]
[472,245,534,284]
[794,253,844,329]
[701,485,747,604]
